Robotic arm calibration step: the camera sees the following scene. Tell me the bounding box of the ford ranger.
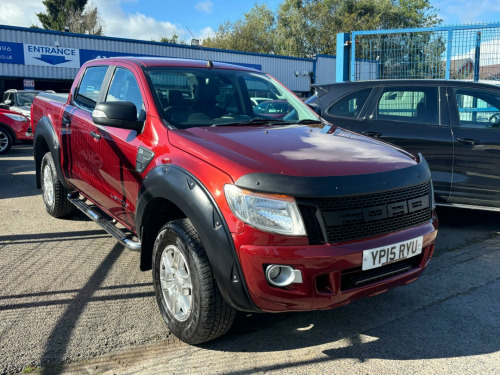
[31,57,438,344]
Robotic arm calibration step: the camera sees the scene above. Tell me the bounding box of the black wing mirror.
[92,102,144,132]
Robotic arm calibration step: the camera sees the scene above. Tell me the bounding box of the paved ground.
[1,145,499,375]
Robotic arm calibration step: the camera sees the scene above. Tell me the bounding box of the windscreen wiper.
[211,118,287,127]
[296,119,323,124]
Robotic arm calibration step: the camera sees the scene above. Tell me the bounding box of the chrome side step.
[68,195,141,251]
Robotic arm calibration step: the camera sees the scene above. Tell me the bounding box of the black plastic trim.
[235,154,431,198]
[136,165,259,313]
[33,116,72,190]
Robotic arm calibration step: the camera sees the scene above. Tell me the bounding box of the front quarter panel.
[136,164,258,312]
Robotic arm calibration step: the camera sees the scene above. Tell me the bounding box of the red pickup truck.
[32,57,438,344]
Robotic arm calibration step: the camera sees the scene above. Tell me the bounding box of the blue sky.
[0,0,499,42]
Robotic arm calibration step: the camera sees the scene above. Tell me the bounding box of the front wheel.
[152,219,236,344]
[0,127,13,155]
[41,152,75,218]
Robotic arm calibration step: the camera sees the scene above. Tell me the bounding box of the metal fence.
[340,23,500,83]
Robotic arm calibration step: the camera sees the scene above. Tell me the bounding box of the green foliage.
[203,0,441,58]
[203,4,276,53]
[36,0,87,31]
[157,34,187,45]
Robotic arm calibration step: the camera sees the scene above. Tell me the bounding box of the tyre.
[152,218,236,344]
[41,152,75,218]
[0,127,13,155]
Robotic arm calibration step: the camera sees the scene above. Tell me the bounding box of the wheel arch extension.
[136,165,258,313]
[33,116,70,189]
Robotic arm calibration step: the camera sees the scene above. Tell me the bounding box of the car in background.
[310,79,500,211]
[1,89,49,119]
[0,108,32,154]
[253,100,293,119]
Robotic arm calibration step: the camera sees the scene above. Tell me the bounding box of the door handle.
[363,131,382,138]
[456,138,478,145]
[90,131,101,140]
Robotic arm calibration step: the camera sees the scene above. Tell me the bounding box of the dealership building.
[0,24,353,97]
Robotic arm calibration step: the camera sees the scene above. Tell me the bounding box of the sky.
[0,0,499,43]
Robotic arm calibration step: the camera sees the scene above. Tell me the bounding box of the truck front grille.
[298,182,432,244]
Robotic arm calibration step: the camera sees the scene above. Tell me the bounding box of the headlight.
[4,113,28,122]
[224,184,306,236]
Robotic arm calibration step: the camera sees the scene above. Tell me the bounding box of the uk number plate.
[362,236,423,271]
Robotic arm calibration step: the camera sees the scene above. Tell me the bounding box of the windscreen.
[144,67,318,128]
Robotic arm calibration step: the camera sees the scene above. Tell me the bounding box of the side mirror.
[307,102,321,116]
[92,101,144,132]
[3,99,12,106]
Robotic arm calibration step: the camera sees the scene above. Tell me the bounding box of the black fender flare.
[33,116,71,189]
[136,165,258,313]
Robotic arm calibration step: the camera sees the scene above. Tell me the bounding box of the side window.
[455,88,500,129]
[106,67,144,120]
[327,88,371,118]
[74,66,108,111]
[377,87,438,124]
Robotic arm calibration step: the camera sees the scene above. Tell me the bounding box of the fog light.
[265,265,303,287]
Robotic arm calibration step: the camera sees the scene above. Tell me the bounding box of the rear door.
[358,85,454,203]
[447,86,500,207]
[63,65,111,195]
[320,87,375,130]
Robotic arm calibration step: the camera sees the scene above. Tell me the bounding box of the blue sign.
[0,41,24,65]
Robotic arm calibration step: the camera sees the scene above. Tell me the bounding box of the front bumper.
[236,215,438,312]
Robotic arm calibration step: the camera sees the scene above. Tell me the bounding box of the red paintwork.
[31,56,438,313]
[235,218,437,311]
[0,108,32,141]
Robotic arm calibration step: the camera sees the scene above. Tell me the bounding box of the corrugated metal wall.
[315,55,337,85]
[0,25,319,92]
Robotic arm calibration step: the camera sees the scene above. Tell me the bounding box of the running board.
[68,195,141,251]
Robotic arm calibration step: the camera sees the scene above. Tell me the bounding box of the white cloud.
[453,40,500,66]
[195,1,214,14]
[0,0,213,43]
[0,0,45,27]
[198,27,215,41]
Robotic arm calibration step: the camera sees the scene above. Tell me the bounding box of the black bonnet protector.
[235,153,431,198]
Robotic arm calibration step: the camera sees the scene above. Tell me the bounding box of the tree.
[157,34,187,45]
[37,0,87,31]
[203,4,276,53]
[36,0,104,35]
[67,3,104,35]
[203,0,442,58]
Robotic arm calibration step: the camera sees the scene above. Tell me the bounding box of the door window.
[377,87,438,124]
[455,88,500,129]
[106,68,144,120]
[327,88,371,118]
[74,66,108,111]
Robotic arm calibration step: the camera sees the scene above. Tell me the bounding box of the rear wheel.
[41,152,75,218]
[152,218,236,344]
[0,127,13,155]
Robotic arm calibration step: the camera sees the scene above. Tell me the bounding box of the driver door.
[448,86,500,207]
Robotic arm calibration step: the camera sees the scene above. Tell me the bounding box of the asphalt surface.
[1,145,499,375]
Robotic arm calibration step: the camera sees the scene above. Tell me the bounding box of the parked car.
[253,100,293,118]
[310,80,500,210]
[0,108,32,154]
[1,89,46,118]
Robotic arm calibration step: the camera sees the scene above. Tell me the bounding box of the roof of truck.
[87,56,260,72]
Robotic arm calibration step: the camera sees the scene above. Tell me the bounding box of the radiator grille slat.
[299,182,431,244]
